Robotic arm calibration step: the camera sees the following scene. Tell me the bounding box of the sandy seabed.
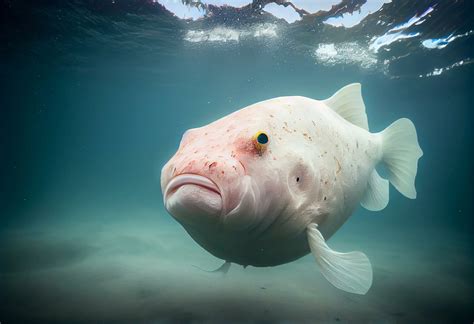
[1,209,472,323]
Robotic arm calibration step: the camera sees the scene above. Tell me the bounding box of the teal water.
[1,1,473,323]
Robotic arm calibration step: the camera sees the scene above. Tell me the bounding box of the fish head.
[161,99,319,237]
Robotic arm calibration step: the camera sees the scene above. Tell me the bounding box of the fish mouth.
[164,174,221,200]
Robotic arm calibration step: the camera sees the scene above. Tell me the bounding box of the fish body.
[161,84,422,294]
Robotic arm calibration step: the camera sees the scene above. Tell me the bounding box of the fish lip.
[164,173,221,201]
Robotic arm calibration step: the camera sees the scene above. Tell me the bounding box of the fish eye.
[257,132,269,145]
[253,131,269,154]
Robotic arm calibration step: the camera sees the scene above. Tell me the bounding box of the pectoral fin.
[307,223,373,294]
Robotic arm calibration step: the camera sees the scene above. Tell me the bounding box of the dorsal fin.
[323,83,369,130]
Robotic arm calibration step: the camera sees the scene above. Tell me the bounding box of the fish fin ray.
[323,83,369,130]
[379,118,423,199]
[360,169,389,211]
[192,261,231,275]
[307,224,373,295]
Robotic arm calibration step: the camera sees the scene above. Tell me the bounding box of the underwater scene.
[1,0,473,323]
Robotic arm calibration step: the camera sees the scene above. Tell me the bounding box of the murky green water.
[1,1,473,322]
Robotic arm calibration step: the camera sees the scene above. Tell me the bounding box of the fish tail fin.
[379,118,423,199]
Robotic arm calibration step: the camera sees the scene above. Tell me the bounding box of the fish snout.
[168,154,246,186]
[162,155,246,224]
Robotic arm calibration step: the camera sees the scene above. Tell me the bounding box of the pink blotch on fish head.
[161,113,267,218]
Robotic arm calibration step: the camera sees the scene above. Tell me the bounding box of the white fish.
[161,83,423,294]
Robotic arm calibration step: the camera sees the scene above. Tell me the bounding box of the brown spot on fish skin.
[334,157,342,174]
[209,162,217,170]
[270,114,274,118]
[356,141,359,149]
[312,120,316,126]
